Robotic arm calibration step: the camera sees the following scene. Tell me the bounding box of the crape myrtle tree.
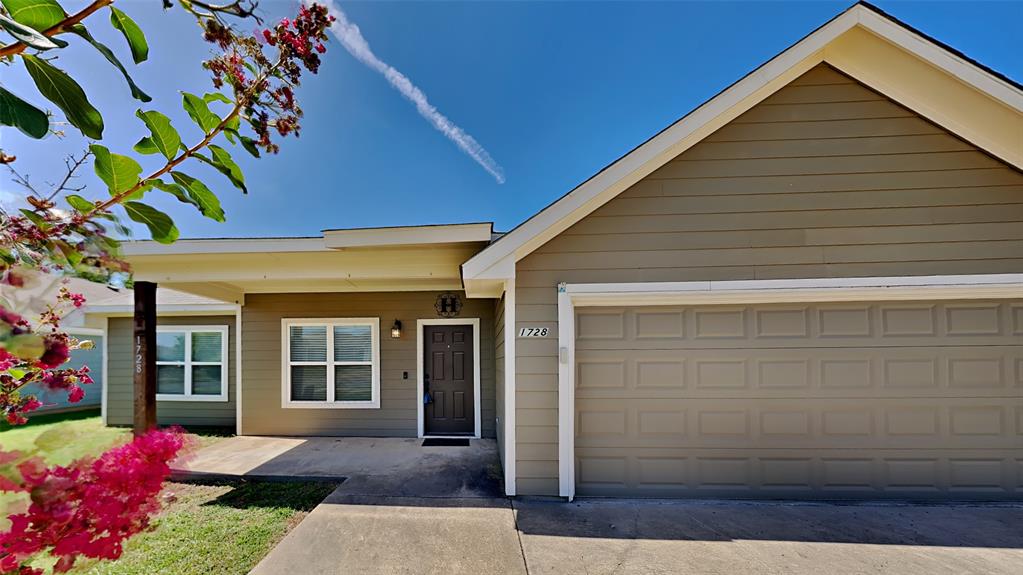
[0,0,334,572]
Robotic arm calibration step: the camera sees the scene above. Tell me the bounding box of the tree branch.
[0,0,113,59]
[90,104,244,214]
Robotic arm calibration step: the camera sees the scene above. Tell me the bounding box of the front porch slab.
[172,436,504,498]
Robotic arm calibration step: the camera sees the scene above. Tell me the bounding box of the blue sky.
[2,1,1020,239]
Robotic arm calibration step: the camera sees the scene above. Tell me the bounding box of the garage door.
[574,300,1023,499]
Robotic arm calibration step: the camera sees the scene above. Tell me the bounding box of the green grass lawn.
[1,410,338,574]
[72,479,338,575]
[0,409,129,465]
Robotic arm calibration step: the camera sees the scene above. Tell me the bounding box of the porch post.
[133,281,157,435]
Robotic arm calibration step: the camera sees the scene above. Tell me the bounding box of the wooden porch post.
[133,281,157,435]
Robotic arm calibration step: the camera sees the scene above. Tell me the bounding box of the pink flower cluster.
[0,429,192,574]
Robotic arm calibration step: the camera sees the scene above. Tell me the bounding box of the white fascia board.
[461,3,1022,281]
[323,223,493,249]
[854,8,1022,112]
[122,237,326,256]
[86,304,240,316]
[461,10,857,280]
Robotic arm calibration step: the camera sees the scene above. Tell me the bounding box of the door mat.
[422,438,470,447]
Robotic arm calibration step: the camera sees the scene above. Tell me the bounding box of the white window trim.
[556,273,1023,501]
[155,325,229,402]
[281,318,381,409]
[415,318,482,439]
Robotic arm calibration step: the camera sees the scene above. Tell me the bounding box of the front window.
[283,318,380,408]
[156,326,228,401]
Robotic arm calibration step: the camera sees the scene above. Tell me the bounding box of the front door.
[423,324,474,435]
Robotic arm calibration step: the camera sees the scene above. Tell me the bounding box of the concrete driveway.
[514,499,1023,575]
[252,495,1023,574]
[184,438,1022,574]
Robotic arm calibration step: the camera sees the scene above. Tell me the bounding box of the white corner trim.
[100,317,109,426]
[416,318,483,439]
[503,279,517,496]
[235,304,243,436]
[280,318,382,409]
[557,283,576,501]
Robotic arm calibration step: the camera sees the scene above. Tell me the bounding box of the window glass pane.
[191,332,223,362]
[192,365,223,395]
[291,365,327,401]
[157,365,185,394]
[335,365,372,402]
[156,332,185,362]
[334,325,371,362]
[289,326,327,362]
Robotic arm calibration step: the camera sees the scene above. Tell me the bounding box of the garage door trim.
[556,273,1023,499]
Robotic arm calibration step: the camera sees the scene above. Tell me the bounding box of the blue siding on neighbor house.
[22,336,104,412]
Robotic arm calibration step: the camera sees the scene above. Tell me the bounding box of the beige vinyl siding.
[512,63,1023,495]
[106,316,237,427]
[495,295,506,468]
[241,292,496,437]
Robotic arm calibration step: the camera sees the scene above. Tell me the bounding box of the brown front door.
[423,324,474,435]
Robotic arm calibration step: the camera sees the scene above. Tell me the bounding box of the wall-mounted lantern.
[391,319,402,339]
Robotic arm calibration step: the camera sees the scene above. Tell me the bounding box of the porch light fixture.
[391,319,402,339]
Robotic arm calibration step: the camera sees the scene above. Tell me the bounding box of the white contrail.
[312,1,506,184]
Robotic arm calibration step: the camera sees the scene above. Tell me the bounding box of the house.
[99,2,1022,500]
[1,272,114,413]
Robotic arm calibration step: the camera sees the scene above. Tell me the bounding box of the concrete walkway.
[177,438,1023,575]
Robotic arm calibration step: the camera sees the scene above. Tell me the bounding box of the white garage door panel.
[575,300,1023,498]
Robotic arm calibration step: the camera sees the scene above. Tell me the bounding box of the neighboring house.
[86,288,235,427]
[1,273,115,413]
[104,3,1022,500]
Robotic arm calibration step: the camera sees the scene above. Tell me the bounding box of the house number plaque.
[518,327,550,337]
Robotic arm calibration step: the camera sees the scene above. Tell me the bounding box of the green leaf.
[150,179,195,207]
[69,24,151,103]
[1,0,65,31]
[22,55,103,139]
[0,86,48,138]
[123,201,178,244]
[108,6,147,64]
[203,92,232,105]
[135,109,180,161]
[222,116,241,144]
[90,144,141,195]
[239,135,261,158]
[196,144,246,193]
[169,171,225,222]
[181,92,221,134]
[0,12,65,49]
[19,208,46,227]
[133,136,159,155]
[65,194,94,213]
